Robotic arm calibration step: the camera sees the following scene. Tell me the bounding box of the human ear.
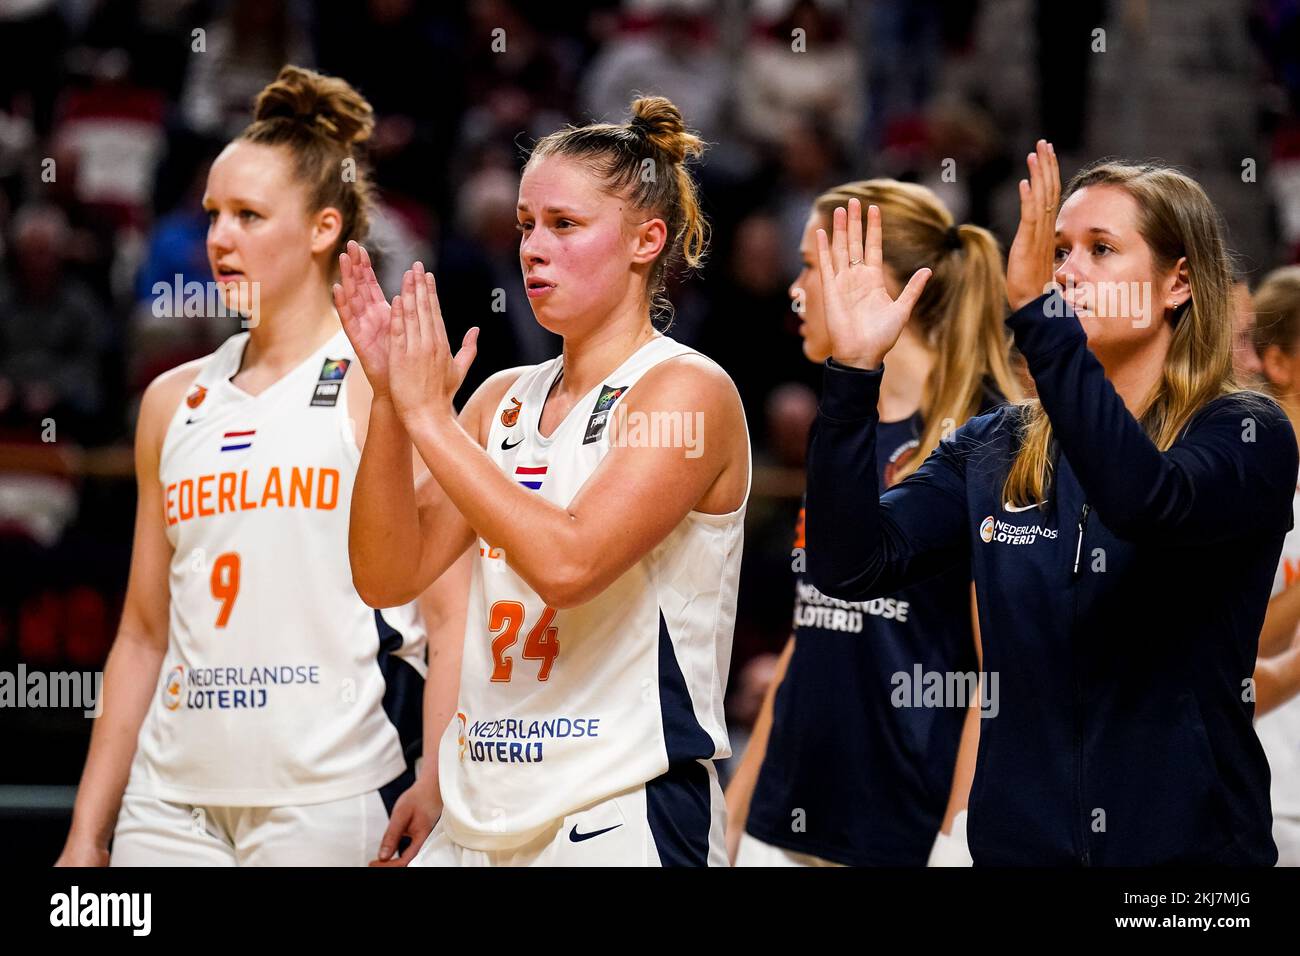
[1164,256,1191,317]
[311,206,344,256]
[630,216,668,265]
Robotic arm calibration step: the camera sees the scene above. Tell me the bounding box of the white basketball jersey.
[1257,475,1300,817]
[437,335,749,850]
[126,328,426,807]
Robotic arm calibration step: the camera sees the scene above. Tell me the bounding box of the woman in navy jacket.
[805,141,1298,865]
[725,180,1019,868]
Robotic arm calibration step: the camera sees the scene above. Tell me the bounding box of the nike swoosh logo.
[185,417,202,425]
[1003,500,1046,513]
[501,436,523,451]
[568,823,622,843]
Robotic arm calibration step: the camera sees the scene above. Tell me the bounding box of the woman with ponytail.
[56,67,470,866]
[804,141,1297,865]
[725,181,1020,867]
[339,96,750,866]
[1249,266,1300,864]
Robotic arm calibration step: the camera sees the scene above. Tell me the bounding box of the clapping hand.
[334,241,395,398]
[385,261,479,431]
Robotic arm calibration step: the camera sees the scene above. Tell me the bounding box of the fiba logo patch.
[980,516,996,543]
[318,357,350,381]
[163,665,184,711]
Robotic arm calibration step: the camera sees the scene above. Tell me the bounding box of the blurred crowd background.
[1,0,1299,817]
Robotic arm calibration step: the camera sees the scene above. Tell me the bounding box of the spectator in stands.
[180,0,314,139]
[0,204,110,439]
[736,0,863,156]
[580,2,727,136]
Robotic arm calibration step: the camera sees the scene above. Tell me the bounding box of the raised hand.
[333,241,393,397]
[1006,139,1061,311]
[387,261,480,430]
[815,197,931,371]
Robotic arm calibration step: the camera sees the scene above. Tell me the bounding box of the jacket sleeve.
[805,359,974,603]
[1008,292,1299,545]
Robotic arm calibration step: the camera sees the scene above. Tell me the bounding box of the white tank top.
[126,328,426,807]
[437,335,750,850]
[1256,474,1300,817]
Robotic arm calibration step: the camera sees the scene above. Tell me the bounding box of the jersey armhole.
[618,350,752,522]
[153,360,208,472]
[470,365,535,447]
[340,359,369,463]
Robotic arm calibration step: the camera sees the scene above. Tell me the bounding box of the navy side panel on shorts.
[648,610,713,866]
[375,609,424,815]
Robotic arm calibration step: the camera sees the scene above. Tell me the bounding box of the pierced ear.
[1162,256,1193,323]
[311,207,344,256]
[631,217,668,264]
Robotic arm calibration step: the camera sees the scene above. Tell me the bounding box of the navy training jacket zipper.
[1071,502,1091,864]
[1072,503,1091,577]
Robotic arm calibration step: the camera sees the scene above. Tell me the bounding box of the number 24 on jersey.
[488,601,559,682]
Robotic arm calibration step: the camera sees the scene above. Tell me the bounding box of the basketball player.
[55,66,469,867]
[806,143,1296,864]
[725,181,1019,867]
[1251,265,1300,865]
[336,96,750,866]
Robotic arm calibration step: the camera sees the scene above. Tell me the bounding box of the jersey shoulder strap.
[192,332,252,389]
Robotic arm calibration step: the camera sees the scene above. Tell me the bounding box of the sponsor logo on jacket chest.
[979,515,1059,545]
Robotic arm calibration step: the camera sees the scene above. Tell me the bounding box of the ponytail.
[912,224,1021,479]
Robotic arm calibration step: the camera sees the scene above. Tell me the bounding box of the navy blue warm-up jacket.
[805,291,1298,865]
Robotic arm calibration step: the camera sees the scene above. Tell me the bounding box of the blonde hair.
[814,180,1023,482]
[526,95,708,321]
[1252,266,1300,394]
[1003,161,1242,507]
[237,65,376,262]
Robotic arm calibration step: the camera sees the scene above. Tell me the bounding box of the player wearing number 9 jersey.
[55,67,471,868]
[341,96,750,866]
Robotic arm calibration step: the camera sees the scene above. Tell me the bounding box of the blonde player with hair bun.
[339,96,750,866]
[56,66,470,867]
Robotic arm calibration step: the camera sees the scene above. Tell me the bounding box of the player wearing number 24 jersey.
[434,335,748,859]
[341,96,750,866]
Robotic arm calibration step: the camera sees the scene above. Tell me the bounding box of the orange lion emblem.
[186,384,208,409]
[500,397,522,427]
